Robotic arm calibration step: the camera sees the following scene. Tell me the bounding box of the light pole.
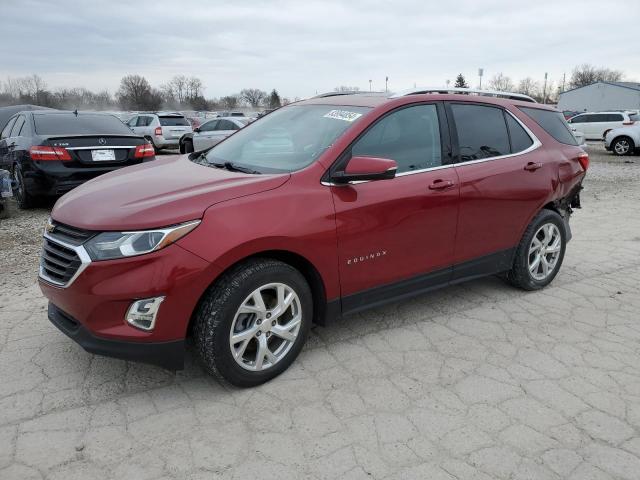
[369,79,372,92]
[542,72,548,104]
[385,76,388,93]
[478,68,484,89]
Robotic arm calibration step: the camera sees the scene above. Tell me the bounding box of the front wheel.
[506,209,567,290]
[611,137,634,156]
[183,139,194,153]
[193,259,313,387]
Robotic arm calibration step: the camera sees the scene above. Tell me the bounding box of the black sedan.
[0,110,155,208]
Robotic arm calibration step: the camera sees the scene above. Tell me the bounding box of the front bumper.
[39,240,221,367]
[48,303,185,369]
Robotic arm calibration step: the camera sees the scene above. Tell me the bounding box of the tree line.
[0,74,290,111]
[452,64,625,103]
[0,64,629,111]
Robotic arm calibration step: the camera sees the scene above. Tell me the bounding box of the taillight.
[30,146,71,161]
[576,152,589,171]
[154,127,162,136]
[622,121,634,126]
[134,144,155,158]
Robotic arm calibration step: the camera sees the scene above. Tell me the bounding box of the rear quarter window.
[519,107,578,146]
[34,114,132,135]
[159,116,189,126]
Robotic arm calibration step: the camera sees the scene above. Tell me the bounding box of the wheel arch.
[187,249,334,338]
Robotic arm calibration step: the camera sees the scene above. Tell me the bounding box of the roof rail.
[312,91,387,98]
[389,87,537,103]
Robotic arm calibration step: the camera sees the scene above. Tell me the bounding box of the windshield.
[202,104,370,173]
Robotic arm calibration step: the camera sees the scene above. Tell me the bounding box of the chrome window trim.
[65,146,137,150]
[39,232,92,288]
[321,109,541,186]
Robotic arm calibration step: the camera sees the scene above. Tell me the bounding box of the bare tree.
[220,95,240,109]
[488,73,515,92]
[569,64,623,88]
[116,75,161,110]
[516,77,540,98]
[240,88,267,108]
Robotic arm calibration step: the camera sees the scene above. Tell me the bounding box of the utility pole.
[478,68,484,89]
[369,79,372,92]
[542,72,548,104]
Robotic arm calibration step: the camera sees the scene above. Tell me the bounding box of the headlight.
[84,220,200,261]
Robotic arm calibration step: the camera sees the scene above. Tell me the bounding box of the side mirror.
[193,127,201,133]
[331,156,397,184]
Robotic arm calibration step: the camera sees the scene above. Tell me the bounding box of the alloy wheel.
[614,139,630,155]
[229,282,302,371]
[528,223,562,281]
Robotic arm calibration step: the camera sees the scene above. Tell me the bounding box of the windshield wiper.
[212,161,262,175]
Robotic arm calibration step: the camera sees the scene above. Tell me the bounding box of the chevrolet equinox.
[39,89,587,387]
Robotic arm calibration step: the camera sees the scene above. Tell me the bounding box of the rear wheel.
[612,136,634,156]
[145,137,160,154]
[12,165,33,209]
[506,209,566,290]
[193,259,313,387]
[183,139,194,153]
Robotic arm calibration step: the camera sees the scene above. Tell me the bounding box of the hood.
[52,155,290,230]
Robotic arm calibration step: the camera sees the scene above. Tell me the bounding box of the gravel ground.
[1,144,640,479]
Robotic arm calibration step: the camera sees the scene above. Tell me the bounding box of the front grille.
[49,221,94,246]
[41,238,82,285]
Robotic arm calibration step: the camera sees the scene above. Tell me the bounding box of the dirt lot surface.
[1,145,640,479]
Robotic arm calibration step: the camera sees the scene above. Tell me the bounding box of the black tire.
[506,209,567,291]
[183,139,194,153]
[611,136,635,156]
[193,258,313,387]
[12,164,34,209]
[145,137,160,154]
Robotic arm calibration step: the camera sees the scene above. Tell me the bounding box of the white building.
[558,81,640,112]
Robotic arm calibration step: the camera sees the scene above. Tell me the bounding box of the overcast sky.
[2,0,639,99]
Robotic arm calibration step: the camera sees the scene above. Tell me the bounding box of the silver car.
[605,124,640,156]
[127,112,192,151]
[181,117,249,153]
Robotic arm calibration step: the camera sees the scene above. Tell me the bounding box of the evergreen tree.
[268,89,281,109]
[454,74,469,88]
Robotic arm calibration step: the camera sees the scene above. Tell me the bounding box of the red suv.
[39,89,587,386]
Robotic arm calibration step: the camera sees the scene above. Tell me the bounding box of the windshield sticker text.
[323,110,363,122]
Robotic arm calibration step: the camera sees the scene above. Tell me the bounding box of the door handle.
[524,162,542,171]
[428,179,455,190]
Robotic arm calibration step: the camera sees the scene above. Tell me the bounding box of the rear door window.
[1,117,17,139]
[450,104,510,161]
[519,107,578,146]
[159,116,189,126]
[217,120,237,131]
[34,114,133,135]
[10,116,25,137]
[505,114,533,153]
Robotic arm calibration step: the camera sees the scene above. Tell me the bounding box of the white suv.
[567,111,639,140]
[127,112,192,152]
